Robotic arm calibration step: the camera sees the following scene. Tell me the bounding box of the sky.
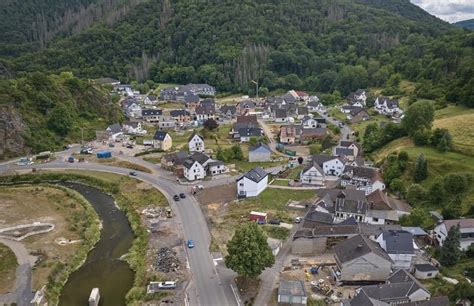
[410,0,474,23]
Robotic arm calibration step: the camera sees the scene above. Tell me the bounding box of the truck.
[17,157,33,166]
[249,211,267,224]
[96,150,112,159]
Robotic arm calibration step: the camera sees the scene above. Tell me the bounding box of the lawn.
[270,179,291,186]
[232,159,287,173]
[434,106,474,156]
[328,107,346,121]
[0,243,17,294]
[351,114,390,141]
[159,102,185,109]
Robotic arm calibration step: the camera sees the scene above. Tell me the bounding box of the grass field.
[0,185,90,290]
[328,108,346,121]
[0,243,17,294]
[159,102,184,109]
[434,106,474,156]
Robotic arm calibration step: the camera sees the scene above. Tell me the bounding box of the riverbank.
[0,183,101,305]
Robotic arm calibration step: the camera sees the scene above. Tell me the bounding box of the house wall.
[323,159,345,176]
[292,237,327,255]
[184,163,205,181]
[280,136,296,144]
[365,215,386,225]
[408,289,431,302]
[300,167,325,185]
[209,164,228,175]
[389,253,415,270]
[340,253,391,282]
[189,136,205,152]
[237,176,268,197]
[414,269,438,280]
[249,151,271,162]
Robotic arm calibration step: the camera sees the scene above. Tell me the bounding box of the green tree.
[399,208,433,229]
[431,128,453,152]
[248,137,258,147]
[203,118,218,130]
[442,195,462,219]
[231,145,244,161]
[402,101,435,137]
[225,222,275,278]
[443,174,468,195]
[414,153,428,182]
[390,178,406,198]
[449,280,474,303]
[47,105,74,136]
[428,178,446,204]
[406,184,427,206]
[309,143,322,155]
[439,224,461,266]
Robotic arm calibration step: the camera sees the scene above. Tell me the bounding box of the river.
[59,183,134,306]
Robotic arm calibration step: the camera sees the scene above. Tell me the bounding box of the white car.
[158,281,177,289]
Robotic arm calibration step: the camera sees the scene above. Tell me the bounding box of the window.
[427,273,432,277]
[373,218,379,222]
[239,183,244,187]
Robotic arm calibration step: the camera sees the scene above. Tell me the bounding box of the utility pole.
[251,80,259,100]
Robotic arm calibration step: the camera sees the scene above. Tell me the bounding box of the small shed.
[96,150,112,159]
[277,280,307,305]
[249,211,267,223]
[414,263,439,279]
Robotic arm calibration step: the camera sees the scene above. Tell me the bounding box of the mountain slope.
[454,19,474,30]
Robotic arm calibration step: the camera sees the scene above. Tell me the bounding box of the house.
[170,109,191,124]
[161,151,190,176]
[249,143,272,162]
[301,117,325,129]
[279,125,301,144]
[207,160,228,176]
[367,189,412,217]
[152,130,172,151]
[375,96,402,115]
[144,95,157,105]
[300,161,325,186]
[348,269,432,305]
[311,154,346,176]
[142,109,163,123]
[188,133,205,153]
[106,123,123,140]
[414,264,439,280]
[195,105,216,122]
[334,234,393,283]
[122,121,146,135]
[296,107,309,119]
[123,100,142,118]
[292,225,359,255]
[334,195,368,223]
[376,230,416,270]
[183,83,216,96]
[346,89,367,107]
[183,159,206,181]
[236,100,256,115]
[341,166,385,195]
[307,101,325,113]
[338,141,362,158]
[220,105,237,118]
[237,167,268,198]
[157,116,176,129]
[277,280,307,306]
[434,218,474,250]
[274,109,290,123]
[303,208,334,227]
[348,107,370,123]
[237,127,262,143]
[160,84,215,101]
[300,128,327,143]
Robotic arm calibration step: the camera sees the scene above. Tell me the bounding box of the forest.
[0,0,473,108]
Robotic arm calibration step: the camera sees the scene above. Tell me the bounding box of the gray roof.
[414,264,438,272]
[184,94,200,103]
[107,123,122,134]
[311,154,335,167]
[195,105,216,115]
[207,160,224,167]
[304,209,334,225]
[190,152,210,165]
[336,197,368,214]
[302,161,324,175]
[220,105,236,114]
[238,127,262,137]
[316,188,367,206]
[278,280,306,297]
[297,107,308,115]
[401,227,428,236]
[334,234,392,264]
[380,230,414,254]
[336,147,355,156]
[142,109,162,116]
[275,108,288,118]
[249,143,271,153]
[153,130,169,141]
[183,159,197,169]
[238,100,256,108]
[188,132,203,142]
[400,296,449,306]
[238,167,268,183]
[170,109,190,117]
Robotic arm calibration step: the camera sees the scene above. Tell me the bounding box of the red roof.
[444,218,474,230]
[296,91,308,97]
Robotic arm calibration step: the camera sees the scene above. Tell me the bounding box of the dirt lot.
[0,185,86,290]
[0,243,17,294]
[196,183,237,206]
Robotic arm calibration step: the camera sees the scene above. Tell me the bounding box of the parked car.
[108,143,115,148]
[294,217,303,224]
[269,219,281,225]
[67,156,75,163]
[173,195,180,201]
[158,281,177,289]
[129,171,137,176]
[187,240,194,248]
[256,219,266,225]
[126,144,134,149]
[179,193,186,199]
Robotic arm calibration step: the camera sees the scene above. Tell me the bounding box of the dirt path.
[0,239,34,306]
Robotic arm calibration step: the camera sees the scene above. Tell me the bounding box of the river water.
[58,183,134,306]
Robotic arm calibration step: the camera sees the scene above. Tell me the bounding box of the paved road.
[0,155,238,306]
[320,108,353,143]
[0,239,34,306]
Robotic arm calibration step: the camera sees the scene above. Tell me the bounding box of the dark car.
[126,144,134,149]
[179,193,186,199]
[173,195,180,201]
[269,219,281,225]
[129,171,137,176]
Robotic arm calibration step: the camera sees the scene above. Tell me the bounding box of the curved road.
[0,152,238,306]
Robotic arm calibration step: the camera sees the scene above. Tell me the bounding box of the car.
[269,219,281,225]
[173,195,180,201]
[126,144,134,149]
[179,193,186,199]
[108,143,115,148]
[157,281,177,289]
[256,219,266,225]
[187,240,194,248]
[294,217,303,224]
[129,171,137,176]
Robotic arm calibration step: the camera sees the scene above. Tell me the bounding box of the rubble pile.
[142,207,167,218]
[156,247,180,273]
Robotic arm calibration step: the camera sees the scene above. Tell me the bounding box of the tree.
[431,128,453,152]
[297,157,304,165]
[231,145,244,161]
[406,184,427,206]
[309,143,322,155]
[402,101,435,137]
[203,118,218,130]
[428,179,446,204]
[439,224,461,266]
[399,208,433,229]
[442,195,462,219]
[449,280,474,303]
[47,105,74,136]
[414,153,428,182]
[389,178,406,198]
[443,174,468,195]
[225,222,275,278]
[249,137,258,147]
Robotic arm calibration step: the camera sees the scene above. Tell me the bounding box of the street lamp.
[251,80,259,100]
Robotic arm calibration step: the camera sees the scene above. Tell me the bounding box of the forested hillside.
[0,72,122,158]
[454,19,474,30]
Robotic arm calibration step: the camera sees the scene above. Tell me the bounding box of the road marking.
[230,283,242,306]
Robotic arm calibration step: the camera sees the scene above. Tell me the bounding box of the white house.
[414,264,439,280]
[374,96,402,115]
[248,143,272,162]
[341,166,385,195]
[376,230,416,270]
[300,162,325,186]
[434,218,474,251]
[152,130,173,151]
[125,102,142,118]
[301,118,319,129]
[312,155,346,176]
[106,123,123,140]
[207,160,229,176]
[122,122,146,135]
[307,101,324,113]
[188,133,205,153]
[144,95,158,105]
[183,159,206,181]
[237,167,268,198]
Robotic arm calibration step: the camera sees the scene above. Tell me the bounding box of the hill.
[0,72,122,159]
[2,0,472,107]
[454,18,474,30]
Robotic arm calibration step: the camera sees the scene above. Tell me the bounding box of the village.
[66,80,472,306]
